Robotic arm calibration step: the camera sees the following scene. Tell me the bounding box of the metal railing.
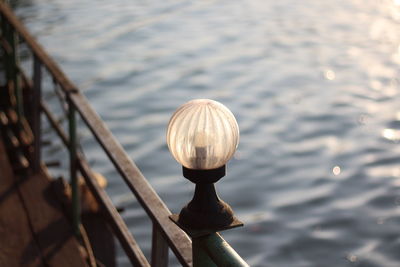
[0,2,248,266]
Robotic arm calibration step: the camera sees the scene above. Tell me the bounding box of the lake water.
[13,0,400,266]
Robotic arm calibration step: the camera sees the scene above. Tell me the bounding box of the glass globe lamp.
[167,99,239,172]
[167,99,242,233]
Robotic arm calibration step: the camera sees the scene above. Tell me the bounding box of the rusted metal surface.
[78,156,151,267]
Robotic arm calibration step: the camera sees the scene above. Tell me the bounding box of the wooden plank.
[0,139,44,267]
[16,165,89,267]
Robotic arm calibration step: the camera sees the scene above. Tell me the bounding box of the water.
[13,0,400,266]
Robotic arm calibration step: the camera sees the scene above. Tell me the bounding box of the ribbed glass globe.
[167,99,239,170]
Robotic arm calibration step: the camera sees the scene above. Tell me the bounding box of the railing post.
[151,223,169,267]
[32,55,41,172]
[68,96,80,236]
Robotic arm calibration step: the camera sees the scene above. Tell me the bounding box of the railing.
[0,2,248,266]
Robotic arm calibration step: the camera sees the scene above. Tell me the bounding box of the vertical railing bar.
[0,14,10,108]
[5,16,22,119]
[67,95,80,236]
[32,55,41,172]
[151,223,169,267]
[12,24,22,119]
[2,18,14,108]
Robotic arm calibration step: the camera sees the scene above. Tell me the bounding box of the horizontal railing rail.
[193,233,249,267]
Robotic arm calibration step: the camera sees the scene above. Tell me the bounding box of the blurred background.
[12,0,400,266]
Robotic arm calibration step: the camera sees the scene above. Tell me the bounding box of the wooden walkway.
[0,138,88,267]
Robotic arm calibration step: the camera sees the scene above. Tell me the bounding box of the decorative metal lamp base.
[170,165,243,238]
[170,214,243,238]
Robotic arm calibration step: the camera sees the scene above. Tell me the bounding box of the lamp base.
[182,165,225,184]
[169,182,243,237]
[179,197,235,228]
[170,214,243,238]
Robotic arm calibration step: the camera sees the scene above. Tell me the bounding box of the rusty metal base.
[169,214,243,238]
